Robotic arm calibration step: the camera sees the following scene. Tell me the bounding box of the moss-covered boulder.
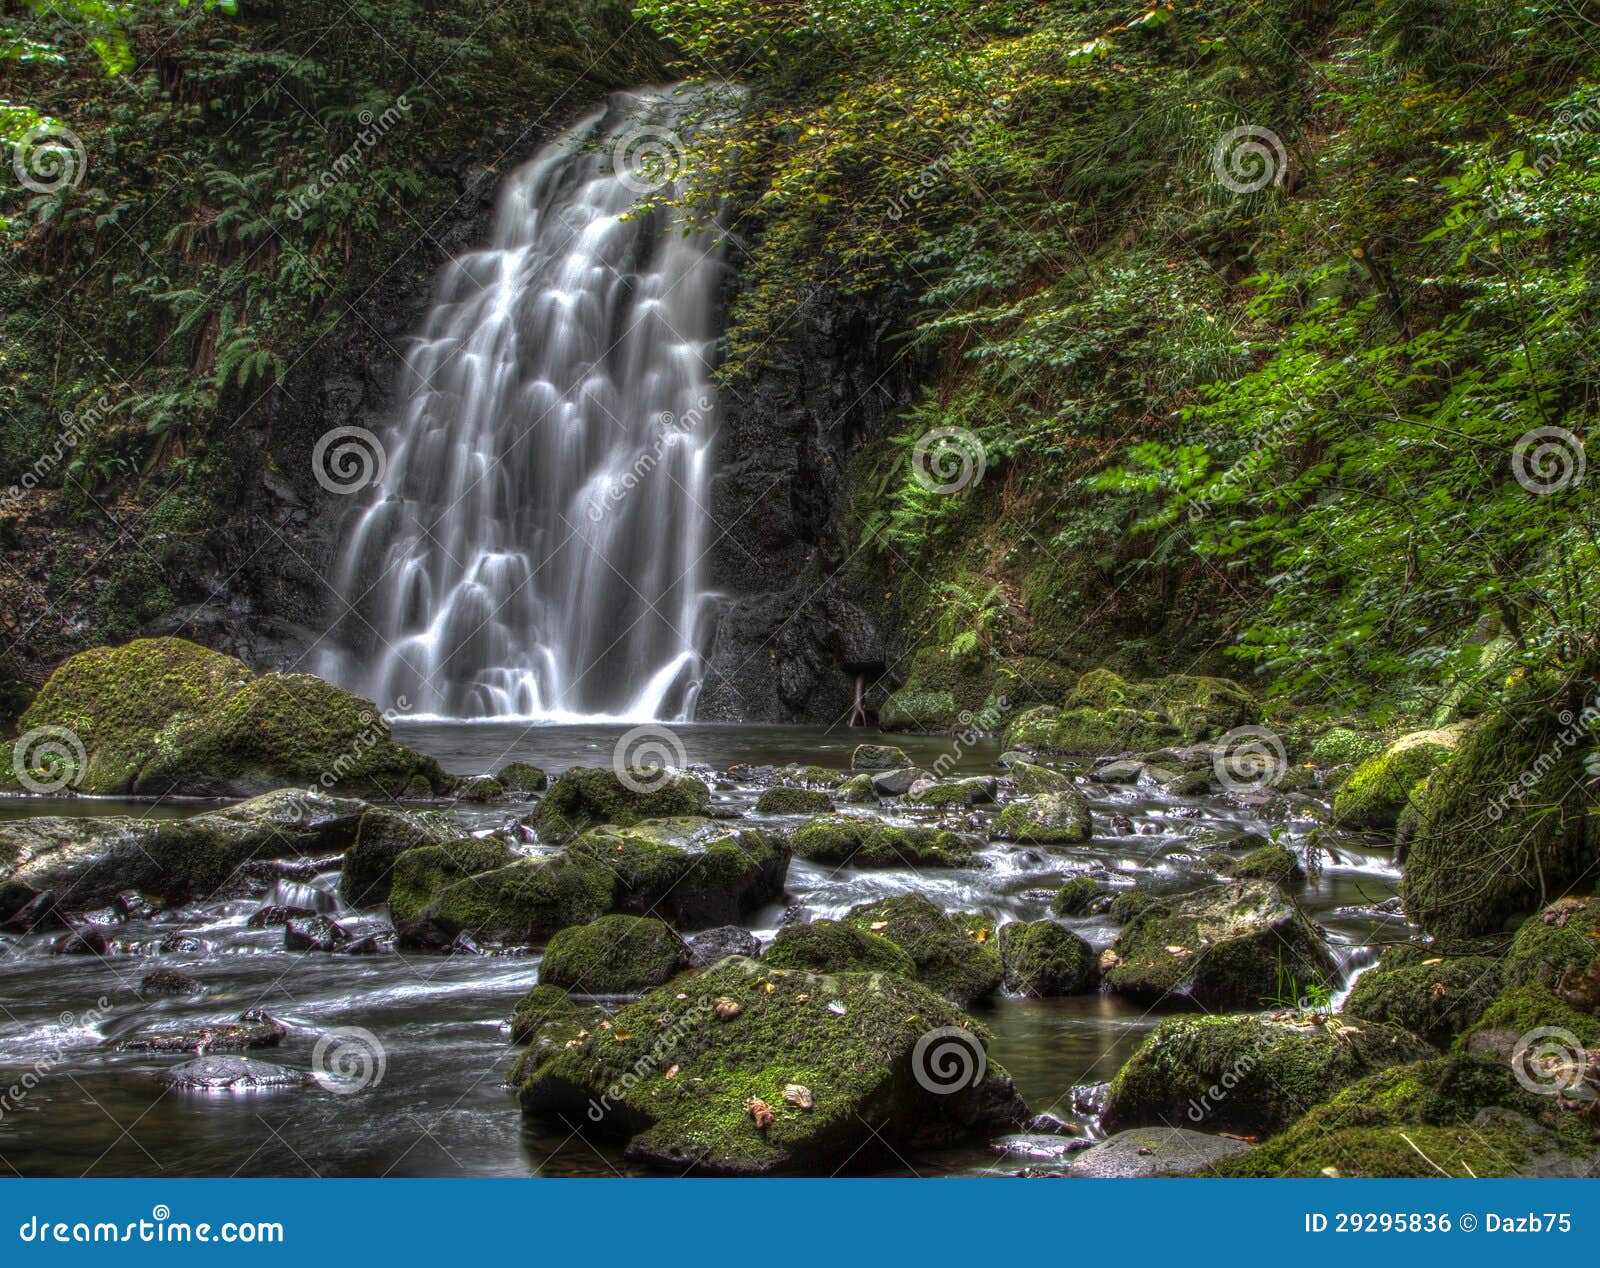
[1500,898,1600,994]
[539,915,689,994]
[338,806,456,906]
[516,957,1026,1175]
[790,815,981,868]
[1342,956,1501,1049]
[1402,680,1600,939]
[1010,760,1073,794]
[1331,725,1469,831]
[754,785,834,815]
[1212,1055,1598,1177]
[851,744,909,771]
[532,767,711,843]
[1104,881,1338,1010]
[1309,726,1386,767]
[1460,983,1600,1051]
[905,776,996,807]
[764,920,916,977]
[14,637,253,793]
[1102,1014,1434,1137]
[455,775,505,802]
[567,819,790,929]
[1001,671,1258,754]
[844,894,1001,1005]
[1215,842,1304,888]
[496,763,547,794]
[509,983,579,1044]
[993,790,1091,844]
[388,840,614,945]
[997,920,1097,996]
[836,774,879,804]
[0,789,371,915]
[1050,876,1105,916]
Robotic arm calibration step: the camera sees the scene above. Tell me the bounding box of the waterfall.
[319,88,724,722]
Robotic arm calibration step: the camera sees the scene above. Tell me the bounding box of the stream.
[0,723,1410,1177]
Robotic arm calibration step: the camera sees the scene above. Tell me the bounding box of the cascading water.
[320,88,723,721]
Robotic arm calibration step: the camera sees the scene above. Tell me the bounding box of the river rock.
[53,928,112,956]
[764,919,916,977]
[531,766,710,843]
[1009,761,1073,793]
[1066,1127,1251,1177]
[754,785,834,814]
[1342,955,1502,1048]
[1101,1014,1434,1137]
[161,1055,312,1091]
[906,776,996,807]
[114,1009,288,1054]
[140,968,204,997]
[868,767,932,797]
[994,790,1092,844]
[998,920,1097,996]
[1050,876,1106,916]
[247,904,316,929]
[685,925,761,968]
[1332,724,1469,830]
[338,806,456,906]
[1214,841,1304,888]
[1002,670,1258,754]
[1103,881,1338,1010]
[851,744,909,771]
[516,956,1027,1175]
[0,889,71,933]
[790,816,981,868]
[1088,759,1144,784]
[843,894,1001,1006]
[284,913,352,952]
[496,762,548,794]
[539,914,690,994]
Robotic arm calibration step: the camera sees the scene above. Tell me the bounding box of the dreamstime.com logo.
[1211,725,1287,794]
[612,724,689,795]
[910,1025,987,1094]
[11,725,86,794]
[612,126,687,195]
[1211,124,1286,195]
[1511,1026,1591,1098]
[17,1206,284,1245]
[1512,426,1585,494]
[313,425,388,495]
[312,1026,387,1095]
[910,426,986,495]
[11,123,87,194]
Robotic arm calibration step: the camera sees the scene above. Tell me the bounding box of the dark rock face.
[697,283,927,723]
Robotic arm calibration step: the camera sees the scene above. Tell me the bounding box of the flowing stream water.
[320,88,723,722]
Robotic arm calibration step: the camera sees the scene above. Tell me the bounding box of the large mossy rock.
[1401,679,1600,939]
[539,914,690,994]
[567,819,790,928]
[0,789,376,915]
[993,790,1091,844]
[1330,724,1468,831]
[1104,881,1337,1010]
[1001,669,1257,754]
[1212,1055,1599,1177]
[997,920,1097,996]
[516,957,1027,1175]
[15,638,251,793]
[338,807,456,906]
[13,639,444,798]
[843,894,1001,1006]
[1214,841,1304,889]
[532,767,711,843]
[764,919,916,977]
[790,815,981,869]
[754,785,834,814]
[1102,1014,1434,1137]
[1342,955,1502,1049]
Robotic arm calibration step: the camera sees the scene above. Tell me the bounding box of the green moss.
[510,983,578,1044]
[780,765,848,789]
[844,893,1001,1005]
[1213,1055,1594,1176]
[851,744,910,770]
[1403,679,1600,938]
[999,671,1257,753]
[1050,876,1104,916]
[496,763,548,793]
[1103,1014,1435,1137]
[1461,983,1600,1048]
[1309,726,1386,767]
[790,815,980,868]
[386,838,518,921]
[879,688,961,731]
[339,806,456,906]
[1331,725,1468,831]
[994,790,1091,843]
[17,637,253,793]
[755,785,835,814]
[540,914,689,994]
[1216,842,1305,888]
[516,957,1020,1175]
[905,778,990,807]
[1343,956,1502,1048]
[1500,899,1600,991]
[836,773,879,804]
[1105,881,1337,1010]
[765,920,916,977]
[998,920,1097,996]
[533,767,711,843]
[1010,760,1072,793]
[455,775,505,802]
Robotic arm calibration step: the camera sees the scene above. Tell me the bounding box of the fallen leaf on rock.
[782,1083,813,1110]
[1165,945,1190,957]
[827,1001,847,1015]
[748,1098,774,1129]
[665,1065,679,1079]
[1099,950,1122,972]
[763,981,775,994]
[796,993,810,1002]
[869,921,888,931]
[612,1026,633,1041]
[1431,982,1447,997]
[1219,1132,1258,1144]
[1421,957,1443,966]
[714,996,742,1021]
[676,993,688,1000]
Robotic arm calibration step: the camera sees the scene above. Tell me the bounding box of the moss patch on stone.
[1216,842,1305,889]
[539,914,690,994]
[1342,956,1502,1048]
[844,893,1001,1005]
[496,763,547,793]
[993,790,1091,844]
[764,920,916,977]
[532,767,711,843]
[997,920,1097,996]
[1000,670,1258,753]
[790,815,981,868]
[1331,725,1468,831]
[1050,876,1104,916]
[755,785,835,815]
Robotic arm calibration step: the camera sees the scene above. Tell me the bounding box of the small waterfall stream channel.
[0,90,1410,1177]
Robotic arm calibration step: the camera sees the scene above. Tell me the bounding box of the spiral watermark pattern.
[1510,1026,1589,1097]
[1512,426,1585,494]
[612,724,688,794]
[613,127,687,195]
[1211,125,1285,195]
[312,1026,387,1095]
[910,426,986,495]
[911,1025,987,1094]
[12,123,87,194]
[1211,725,1287,793]
[312,426,387,495]
[12,725,86,794]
